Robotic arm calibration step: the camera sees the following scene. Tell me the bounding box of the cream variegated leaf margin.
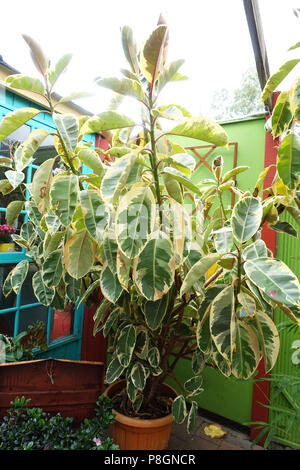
[231,196,262,244]
[133,231,175,301]
[169,199,192,267]
[50,174,79,227]
[210,285,236,363]
[180,253,223,298]
[231,321,260,380]
[32,271,55,307]
[116,324,136,367]
[100,262,123,304]
[31,157,56,214]
[100,151,138,203]
[116,183,156,260]
[254,311,280,373]
[242,239,267,261]
[244,257,300,307]
[139,24,168,85]
[144,292,170,330]
[116,248,131,292]
[64,229,96,279]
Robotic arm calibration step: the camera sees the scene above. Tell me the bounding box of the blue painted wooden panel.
[0,90,95,361]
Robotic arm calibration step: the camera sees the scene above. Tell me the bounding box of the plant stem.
[148,95,163,226]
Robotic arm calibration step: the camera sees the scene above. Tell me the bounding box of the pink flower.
[93,437,102,447]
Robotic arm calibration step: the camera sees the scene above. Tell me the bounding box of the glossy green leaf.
[80,111,136,136]
[231,196,262,243]
[231,321,260,380]
[93,298,111,335]
[4,170,24,189]
[100,151,138,203]
[222,166,249,182]
[76,147,105,176]
[144,292,170,330]
[50,174,79,226]
[10,260,29,295]
[237,292,256,318]
[168,153,196,175]
[57,91,93,104]
[133,231,175,301]
[169,199,192,267]
[53,113,79,153]
[116,248,131,291]
[210,285,236,362]
[116,184,156,259]
[254,310,280,373]
[187,401,198,434]
[15,128,49,171]
[6,74,45,94]
[79,190,109,242]
[116,324,136,367]
[242,239,267,260]
[166,117,228,147]
[172,395,187,424]
[163,173,184,204]
[0,108,41,143]
[6,200,25,226]
[135,328,149,360]
[277,133,300,189]
[100,263,123,304]
[48,53,72,86]
[148,347,160,368]
[269,220,297,237]
[139,24,168,85]
[78,278,100,308]
[106,356,125,384]
[184,374,204,397]
[31,157,56,213]
[213,227,233,253]
[65,272,81,303]
[42,250,63,287]
[289,76,300,119]
[130,362,146,390]
[261,59,300,102]
[180,252,223,297]
[157,59,185,93]
[271,91,293,138]
[163,167,203,196]
[244,257,300,307]
[96,77,145,101]
[191,349,205,375]
[64,229,95,279]
[32,271,55,306]
[22,34,48,75]
[43,231,64,258]
[121,25,140,74]
[103,307,121,338]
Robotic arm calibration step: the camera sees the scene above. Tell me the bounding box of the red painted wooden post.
[81,133,110,362]
[250,92,280,443]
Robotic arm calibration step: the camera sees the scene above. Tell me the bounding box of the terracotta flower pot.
[104,379,177,450]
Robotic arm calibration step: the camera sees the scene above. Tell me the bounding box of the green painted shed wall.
[168,115,267,425]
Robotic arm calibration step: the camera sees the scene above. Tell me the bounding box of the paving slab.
[167,412,291,451]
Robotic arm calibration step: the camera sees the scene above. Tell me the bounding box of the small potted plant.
[0,20,299,450]
[0,223,16,252]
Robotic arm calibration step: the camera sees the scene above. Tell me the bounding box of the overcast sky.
[0,0,299,118]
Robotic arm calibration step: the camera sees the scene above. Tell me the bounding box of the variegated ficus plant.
[0,21,300,433]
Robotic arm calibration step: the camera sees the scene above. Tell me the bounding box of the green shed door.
[269,212,300,449]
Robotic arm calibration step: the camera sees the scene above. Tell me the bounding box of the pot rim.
[105,379,177,428]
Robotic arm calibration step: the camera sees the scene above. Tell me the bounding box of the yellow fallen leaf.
[204,424,226,439]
